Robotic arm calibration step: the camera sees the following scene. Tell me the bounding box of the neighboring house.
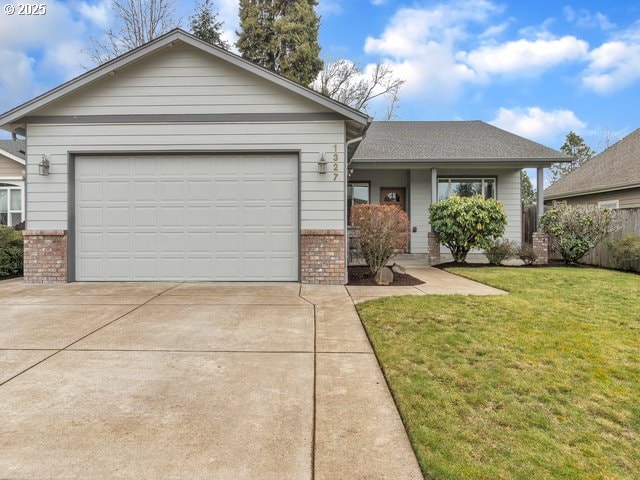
[351,121,567,254]
[545,128,640,209]
[0,139,26,227]
[0,29,566,285]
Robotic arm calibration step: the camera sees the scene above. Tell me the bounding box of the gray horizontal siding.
[26,121,347,231]
[39,44,330,117]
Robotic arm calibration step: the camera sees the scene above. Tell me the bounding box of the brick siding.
[300,229,345,285]
[532,232,549,265]
[23,230,68,284]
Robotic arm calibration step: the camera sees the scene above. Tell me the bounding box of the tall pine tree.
[190,0,229,49]
[550,131,595,183]
[236,0,323,86]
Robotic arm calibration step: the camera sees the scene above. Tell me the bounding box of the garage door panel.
[76,154,298,281]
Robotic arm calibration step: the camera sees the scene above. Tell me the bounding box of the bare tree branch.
[87,0,180,66]
[315,59,404,118]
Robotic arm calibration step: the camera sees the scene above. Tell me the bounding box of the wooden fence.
[521,204,537,245]
[550,207,640,272]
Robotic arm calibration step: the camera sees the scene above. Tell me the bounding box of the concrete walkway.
[347,266,507,303]
[0,278,423,480]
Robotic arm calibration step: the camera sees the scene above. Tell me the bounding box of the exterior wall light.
[318,153,327,174]
[38,155,50,176]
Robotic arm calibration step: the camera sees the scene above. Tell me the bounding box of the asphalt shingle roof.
[545,128,640,198]
[352,121,568,161]
[0,139,26,160]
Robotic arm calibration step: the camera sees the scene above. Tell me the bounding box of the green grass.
[357,267,640,479]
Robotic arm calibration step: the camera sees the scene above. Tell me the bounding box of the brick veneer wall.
[23,230,68,284]
[300,229,345,285]
[428,232,441,265]
[532,232,549,265]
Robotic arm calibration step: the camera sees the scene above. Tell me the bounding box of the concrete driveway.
[0,279,422,480]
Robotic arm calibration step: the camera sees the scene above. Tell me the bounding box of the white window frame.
[0,181,24,227]
[437,177,497,200]
[598,199,619,210]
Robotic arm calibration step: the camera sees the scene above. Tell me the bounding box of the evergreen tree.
[550,131,595,183]
[190,0,229,49]
[521,170,536,206]
[236,0,323,86]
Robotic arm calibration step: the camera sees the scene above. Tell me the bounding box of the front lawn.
[358,267,640,479]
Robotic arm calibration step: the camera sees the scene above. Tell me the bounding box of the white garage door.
[75,154,298,281]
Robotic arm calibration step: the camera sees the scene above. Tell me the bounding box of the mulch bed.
[348,266,424,286]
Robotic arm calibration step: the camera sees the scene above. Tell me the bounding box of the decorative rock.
[391,263,406,274]
[375,267,394,286]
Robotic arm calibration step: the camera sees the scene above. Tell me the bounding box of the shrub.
[0,225,24,277]
[540,205,616,264]
[485,239,516,265]
[351,204,409,282]
[607,233,640,270]
[518,243,537,265]
[428,195,507,263]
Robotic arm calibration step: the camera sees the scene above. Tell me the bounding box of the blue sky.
[0,0,639,155]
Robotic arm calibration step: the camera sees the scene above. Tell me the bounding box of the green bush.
[0,225,23,277]
[607,233,640,270]
[428,195,507,263]
[351,204,409,282]
[485,239,517,265]
[540,205,616,264]
[517,243,538,265]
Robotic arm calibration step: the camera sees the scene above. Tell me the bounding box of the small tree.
[521,170,535,206]
[190,0,230,49]
[428,195,507,263]
[540,205,616,264]
[351,205,409,282]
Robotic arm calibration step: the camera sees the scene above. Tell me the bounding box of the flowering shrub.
[540,205,616,264]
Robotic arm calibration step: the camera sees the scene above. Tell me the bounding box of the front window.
[598,200,619,210]
[438,178,496,201]
[0,183,23,227]
[347,182,369,224]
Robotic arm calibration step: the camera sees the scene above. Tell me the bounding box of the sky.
[0,0,639,156]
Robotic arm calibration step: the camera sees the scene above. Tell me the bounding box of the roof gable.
[545,128,640,198]
[0,140,26,165]
[0,29,369,130]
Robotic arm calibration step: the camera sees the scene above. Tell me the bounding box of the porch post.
[430,168,438,206]
[536,167,545,222]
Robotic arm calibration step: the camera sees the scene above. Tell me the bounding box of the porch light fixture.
[38,155,50,176]
[318,153,327,174]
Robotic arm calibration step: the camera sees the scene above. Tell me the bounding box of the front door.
[380,187,406,211]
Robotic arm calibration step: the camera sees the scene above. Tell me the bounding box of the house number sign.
[332,144,339,181]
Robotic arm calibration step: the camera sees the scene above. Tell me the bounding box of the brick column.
[300,229,345,285]
[532,232,549,265]
[23,230,68,284]
[428,231,441,265]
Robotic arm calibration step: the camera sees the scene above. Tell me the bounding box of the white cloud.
[478,22,510,39]
[317,0,342,16]
[78,0,111,29]
[0,50,38,110]
[363,0,500,99]
[490,107,586,143]
[459,36,589,78]
[563,6,615,30]
[582,23,640,93]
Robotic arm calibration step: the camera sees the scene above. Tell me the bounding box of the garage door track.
[0,280,422,479]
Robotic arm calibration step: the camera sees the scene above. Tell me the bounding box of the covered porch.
[347,121,568,266]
